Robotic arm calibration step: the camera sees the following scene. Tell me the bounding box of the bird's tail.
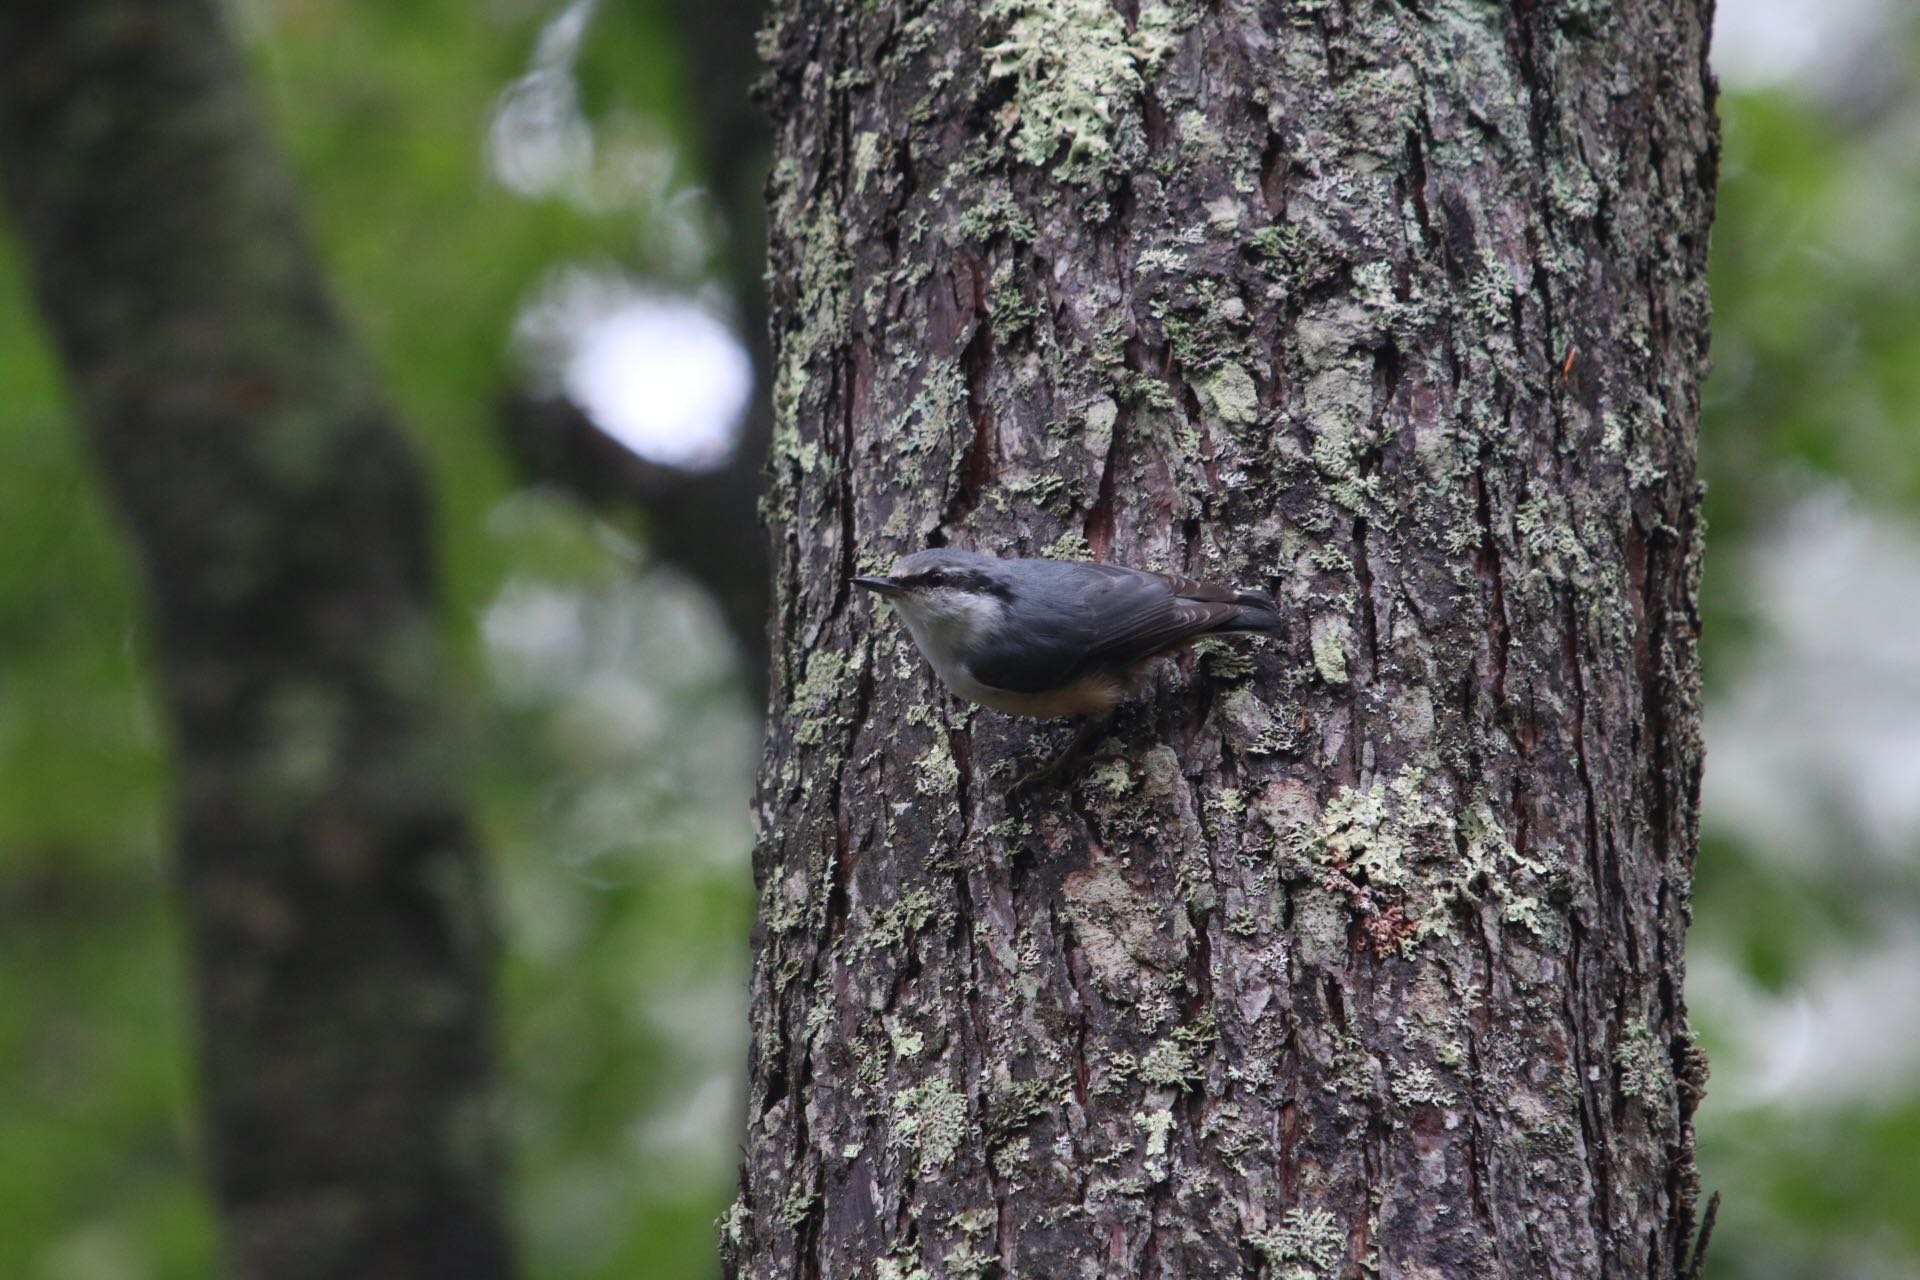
[1224,590,1282,634]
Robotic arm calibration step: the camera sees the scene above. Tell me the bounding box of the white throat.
[893,588,1005,698]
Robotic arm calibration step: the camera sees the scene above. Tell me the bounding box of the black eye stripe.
[896,567,1013,600]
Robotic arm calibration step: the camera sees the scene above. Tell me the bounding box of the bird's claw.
[1007,720,1101,797]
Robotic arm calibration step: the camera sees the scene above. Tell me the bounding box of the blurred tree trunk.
[729,0,1716,1277]
[0,4,514,1278]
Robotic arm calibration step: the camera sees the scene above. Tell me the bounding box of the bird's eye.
[922,571,946,587]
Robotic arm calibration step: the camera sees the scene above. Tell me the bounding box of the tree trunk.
[730,0,1716,1276]
[0,4,514,1277]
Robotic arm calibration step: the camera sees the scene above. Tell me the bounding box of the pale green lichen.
[804,980,835,1043]
[1137,1107,1177,1184]
[983,1072,1056,1139]
[1210,786,1246,819]
[1306,409,1379,512]
[1173,105,1224,162]
[1304,769,1565,957]
[1309,544,1354,573]
[1412,798,1561,947]
[1615,1015,1673,1109]
[877,1258,930,1280]
[1196,638,1257,681]
[1154,278,1254,372]
[943,1242,994,1279]
[992,1135,1030,1178]
[1247,1207,1343,1277]
[1626,450,1668,490]
[1136,1106,1176,1158]
[1549,157,1602,222]
[984,0,1180,183]
[850,129,885,194]
[1199,362,1260,427]
[778,1177,818,1227]
[854,1035,888,1085]
[898,358,969,461]
[717,1194,749,1248]
[956,188,1038,243]
[1467,247,1519,326]
[1138,244,1190,274]
[791,649,850,747]
[1137,1038,1200,1088]
[892,1078,969,1173]
[1249,220,1347,295]
[1000,467,1076,515]
[951,1208,996,1237]
[1046,529,1092,560]
[1601,411,1629,453]
[1130,0,1186,67]
[1390,1063,1457,1109]
[1515,494,1594,583]
[1310,617,1350,685]
[988,261,1042,333]
[915,738,960,796]
[1320,769,1433,890]
[862,886,945,952]
[1501,892,1549,935]
[761,874,811,992]
[767,190,851,461]
[1089,758,1135,798]
[886,1016,925,1060]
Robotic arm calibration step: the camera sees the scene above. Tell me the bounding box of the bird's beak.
[851,575,901,597]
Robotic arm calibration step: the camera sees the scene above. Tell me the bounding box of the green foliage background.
[0,2,752,1276]
[0,2,1913,1277]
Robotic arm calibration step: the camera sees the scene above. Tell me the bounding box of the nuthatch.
[852,549,1280,780]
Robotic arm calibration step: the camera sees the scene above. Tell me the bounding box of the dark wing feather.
[965,560,1261,695]
[1140,568,1237,603]
[1074,569,1245,669]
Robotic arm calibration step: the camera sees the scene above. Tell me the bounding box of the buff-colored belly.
[970,670,1131,719]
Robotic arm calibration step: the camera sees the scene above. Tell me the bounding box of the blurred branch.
[502,388,771,705]
[662,0,772,293]
[0,4,515,1277]
[502,0,774,708]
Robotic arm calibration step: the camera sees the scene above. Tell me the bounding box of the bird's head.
[852,549,1012,642]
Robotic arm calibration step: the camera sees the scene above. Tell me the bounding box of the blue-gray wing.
[964,560,1269,695]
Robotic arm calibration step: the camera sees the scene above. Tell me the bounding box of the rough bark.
[730,0,1716,1277]
[0,4,514,1277]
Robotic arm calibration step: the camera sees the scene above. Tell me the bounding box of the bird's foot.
[1008,720,1100,797]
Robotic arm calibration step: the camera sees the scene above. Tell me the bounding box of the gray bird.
[852,550,1281,766]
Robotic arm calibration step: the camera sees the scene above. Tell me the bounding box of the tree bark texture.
[0,5,514,1278]
[732,0,1715,1277]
